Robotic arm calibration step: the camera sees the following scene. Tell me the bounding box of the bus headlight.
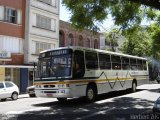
[58,84,64,88]
[36,85,41,88]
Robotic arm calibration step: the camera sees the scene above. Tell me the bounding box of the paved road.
[0,84,160,120]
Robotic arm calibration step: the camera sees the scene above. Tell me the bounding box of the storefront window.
[13,68,20,88]
[29,70,34,86]
[5,68,20,88]
[5,68,11,81]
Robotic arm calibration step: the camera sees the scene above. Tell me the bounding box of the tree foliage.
[121,26,152,57]
[104,28,120,52]
[147,23,160,59]
[62,0,160,31]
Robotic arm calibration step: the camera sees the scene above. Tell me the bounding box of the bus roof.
[40,46,147,60]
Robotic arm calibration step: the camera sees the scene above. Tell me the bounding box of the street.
[0,84,160,120]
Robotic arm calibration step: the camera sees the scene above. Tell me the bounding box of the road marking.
[76,107,115,120]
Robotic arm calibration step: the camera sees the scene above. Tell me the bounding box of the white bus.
[34,46,149,102]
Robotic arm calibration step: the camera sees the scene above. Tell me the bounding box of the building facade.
[0,0,59,92]
[24,0,59,64]
[59,20,100,49]
[100,33,125,53]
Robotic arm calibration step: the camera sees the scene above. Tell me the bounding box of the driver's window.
[73,50,85,79]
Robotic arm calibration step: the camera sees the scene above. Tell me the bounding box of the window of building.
[78,35,83,46]
[38,0,52,5]
[86,38,90,48]
[13,68,20,88]
[94,39,98,49]
[36,14,51,30]
[68,33,74,46]
[105,39,110,46]
[5,68,20,88]
[4,7,17,24]
[85,52,98,69]
[35,42,51,54]
[59,31,65,47]
[1,36,20,53]
[5,68,11,81]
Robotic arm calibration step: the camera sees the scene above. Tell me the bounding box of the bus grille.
[44,91,56,93]
[44,85,55,88]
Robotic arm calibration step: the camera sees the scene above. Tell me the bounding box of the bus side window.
[99,53,111,69]
[73,50,85,78]
[111,55,121,70]
[137,59,143,70]
[130,58,137,70]
[121,57,130,70]
[143,60,147,70]
[85,51,98,69]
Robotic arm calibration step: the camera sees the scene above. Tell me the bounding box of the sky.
[59,1,71,22]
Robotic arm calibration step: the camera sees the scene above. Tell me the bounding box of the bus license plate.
[47,93,53,97]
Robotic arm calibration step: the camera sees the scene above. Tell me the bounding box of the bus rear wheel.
[86,85,96,103]
[57,98,67,103]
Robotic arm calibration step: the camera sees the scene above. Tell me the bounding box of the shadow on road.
[8,89,159,120]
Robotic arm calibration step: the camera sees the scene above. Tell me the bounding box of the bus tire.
[131,81,137,93]
[86,85,97,103]
[57,98,67,103]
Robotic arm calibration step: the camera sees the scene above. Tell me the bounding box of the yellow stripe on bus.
[34,77,147,85]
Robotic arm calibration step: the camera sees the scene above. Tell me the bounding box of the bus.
[34,46,149,102]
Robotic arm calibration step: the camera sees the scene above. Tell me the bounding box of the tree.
[121,26,152,57]
[147,23,160,59]
[104,28,120,52]
[128,0,160,10]
[62,0,160,31]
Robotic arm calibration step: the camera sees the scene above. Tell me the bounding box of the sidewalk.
[149,80,158,84]
[137,83,160,90]
[18,93,29,99]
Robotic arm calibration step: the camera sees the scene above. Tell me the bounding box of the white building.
[24,0,59,64]
[100,33,125,53]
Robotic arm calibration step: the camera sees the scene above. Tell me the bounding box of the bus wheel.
[57,98,67,103]
[86,85,96,103]
[132,81,137,93]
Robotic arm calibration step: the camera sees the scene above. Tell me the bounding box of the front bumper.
[35,88,71,98]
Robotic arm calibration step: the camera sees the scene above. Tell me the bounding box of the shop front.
[0,66,34,93]
[0,51,34,93]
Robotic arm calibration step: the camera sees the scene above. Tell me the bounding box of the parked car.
[153,97,160,114]
[0,81,19,101]
[26,86,36,97]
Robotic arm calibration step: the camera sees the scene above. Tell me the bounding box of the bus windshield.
[36,55,72,78]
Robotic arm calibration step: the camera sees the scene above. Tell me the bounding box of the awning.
[0,58,12,61]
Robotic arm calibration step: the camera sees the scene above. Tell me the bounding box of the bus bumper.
[35,88,71,98]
